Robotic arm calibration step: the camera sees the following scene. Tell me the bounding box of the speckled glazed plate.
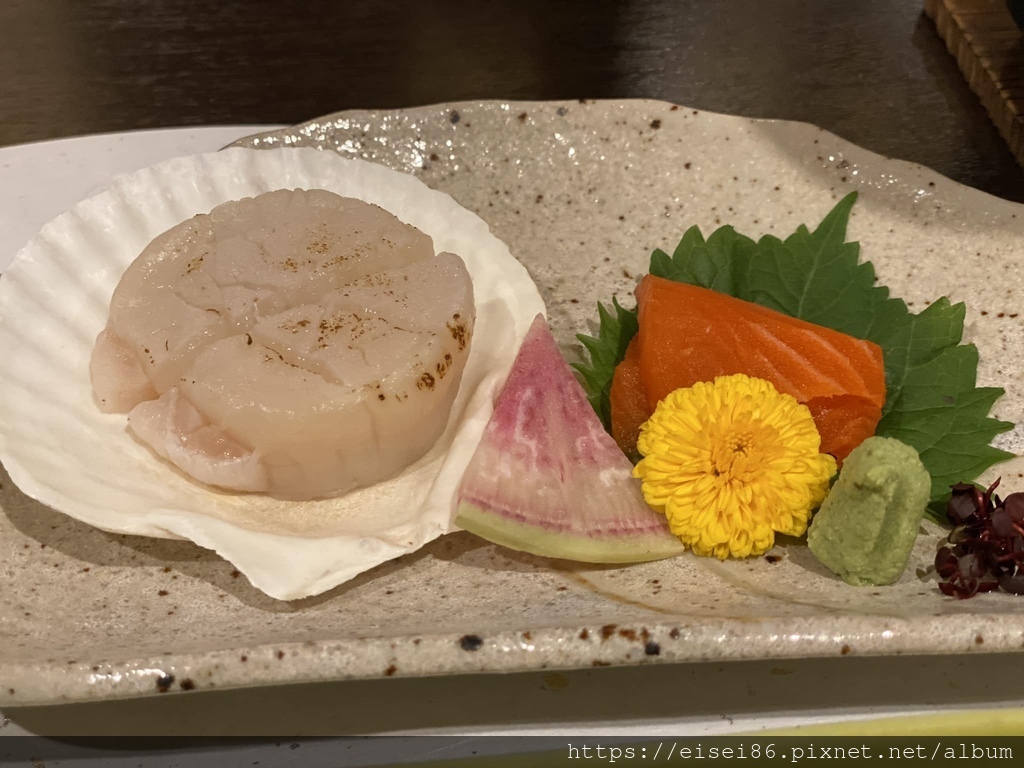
[3,99,1024,707]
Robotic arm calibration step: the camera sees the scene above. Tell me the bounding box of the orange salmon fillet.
[609,337,650,457]
[610,275,885,464]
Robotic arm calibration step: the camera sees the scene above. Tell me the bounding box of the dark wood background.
[2,0,1023,201]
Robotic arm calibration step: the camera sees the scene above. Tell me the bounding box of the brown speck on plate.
[155,674,175,693]
[459,634,483,651]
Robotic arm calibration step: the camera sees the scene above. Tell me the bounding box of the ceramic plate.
[2,99,1023,707]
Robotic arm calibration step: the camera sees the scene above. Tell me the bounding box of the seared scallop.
[90,189,475,500]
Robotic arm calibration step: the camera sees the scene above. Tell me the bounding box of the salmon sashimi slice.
[610,275,885,463]
[805,395,883,468]
[609,337,650,458]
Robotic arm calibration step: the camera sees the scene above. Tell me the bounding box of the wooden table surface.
[1,0,1022,201]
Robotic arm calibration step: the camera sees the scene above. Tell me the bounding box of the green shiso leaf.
[574,192,1015,520]
[571,296,638,431]
[649,223,756,294]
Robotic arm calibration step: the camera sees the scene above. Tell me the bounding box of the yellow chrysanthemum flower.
[633,373,837,559]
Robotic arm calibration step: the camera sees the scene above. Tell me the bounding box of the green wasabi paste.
[807,436,931,586]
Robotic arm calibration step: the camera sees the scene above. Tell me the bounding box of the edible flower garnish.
[633,374,836,559]
[935,479,1024,599]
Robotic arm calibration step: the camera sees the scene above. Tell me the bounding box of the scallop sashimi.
[90,189,475,500]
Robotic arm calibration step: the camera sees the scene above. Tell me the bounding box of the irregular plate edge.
[3,612,1022,707]
[230,97,1024,222]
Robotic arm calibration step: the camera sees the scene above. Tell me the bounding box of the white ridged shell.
[0,147,545,600]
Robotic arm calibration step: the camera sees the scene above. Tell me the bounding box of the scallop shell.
[0,147,545,600]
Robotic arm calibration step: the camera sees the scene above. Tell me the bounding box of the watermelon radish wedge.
[455,314,686,563]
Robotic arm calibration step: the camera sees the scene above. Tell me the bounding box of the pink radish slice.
[455,314,685,563]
